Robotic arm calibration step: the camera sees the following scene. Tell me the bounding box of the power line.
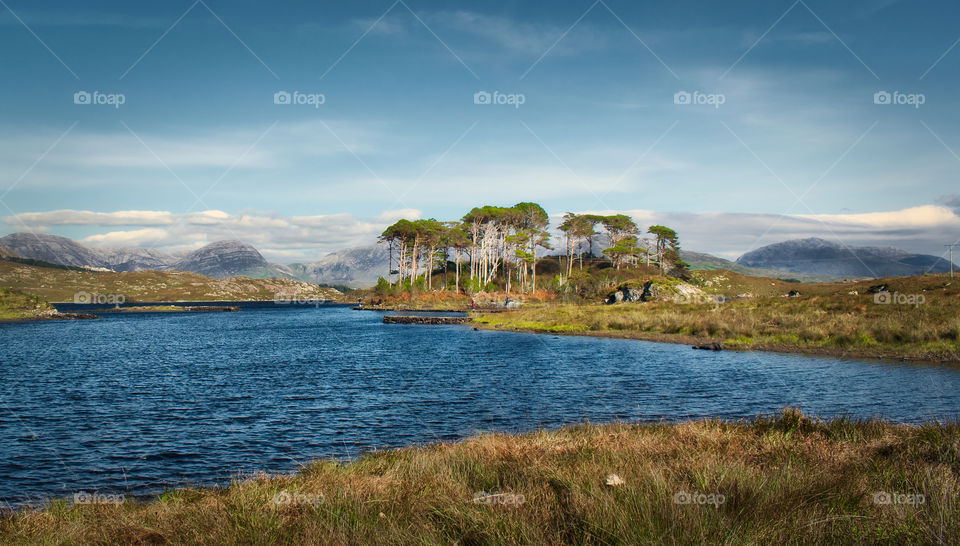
[947,244,958,278]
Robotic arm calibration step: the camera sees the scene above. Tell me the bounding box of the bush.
[374,277,391,297]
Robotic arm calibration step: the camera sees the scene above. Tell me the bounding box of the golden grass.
[2,411,957,544]
[473,276,960,361]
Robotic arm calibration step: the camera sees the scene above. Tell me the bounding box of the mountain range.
[0,233,388,288]
[0,233,284,278]
[736,238,955,277]
[1,232,954,287]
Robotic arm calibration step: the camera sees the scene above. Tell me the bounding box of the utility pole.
[947,244,958,278]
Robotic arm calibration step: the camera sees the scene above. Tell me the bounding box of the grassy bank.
[0,288,55,320]
[1,411,957,544]
[472,275,960,362]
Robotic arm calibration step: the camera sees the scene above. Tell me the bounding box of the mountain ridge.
[736,237,955,277]
[2,232,954,286]
[0,233,291,280]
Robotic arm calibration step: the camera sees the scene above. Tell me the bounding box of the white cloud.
[6,205,957,265]
[9,210,174,226]
[569,205,960,260]
[796,205,959,230]
[348,9,611,59]
[4,208,423,263]
[83,228,169,246]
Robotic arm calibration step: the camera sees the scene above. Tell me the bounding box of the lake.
[1,306,959,505]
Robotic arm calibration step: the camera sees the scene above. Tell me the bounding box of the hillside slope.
[0,260,340,302]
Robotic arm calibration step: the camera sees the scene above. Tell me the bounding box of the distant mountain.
[288,244,389,288]
[680,250,845,282]
[0,233,109,268]
[172,240,276,278]
[101,247,177,272]
[736,238,955,278]
[0,233,291,279]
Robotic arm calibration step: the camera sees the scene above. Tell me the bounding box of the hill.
[172,240,278,278]
[736,238,955,278]
[0,233,292,279]
[680,250,845,282]
[0,260,340,303]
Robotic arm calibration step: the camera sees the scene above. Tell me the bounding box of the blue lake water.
[1,306,959,505]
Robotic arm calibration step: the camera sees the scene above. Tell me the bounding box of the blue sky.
[1,0,959,262]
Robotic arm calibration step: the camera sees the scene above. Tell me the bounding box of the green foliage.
[381,204,688,294]
[374,277,391,297]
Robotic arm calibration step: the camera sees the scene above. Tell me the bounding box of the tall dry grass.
[475,292,960,361]
[2,411,958,544]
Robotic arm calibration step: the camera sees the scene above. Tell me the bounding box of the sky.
[1,0,959,263]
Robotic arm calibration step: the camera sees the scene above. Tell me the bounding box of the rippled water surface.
[2,307,959,503]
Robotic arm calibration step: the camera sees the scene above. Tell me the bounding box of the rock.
[692,342,723,351]
[605,474,625,487]
[606,280,712,305]
[383,315,469,325]
[787,290,801,297]
[866,284,889,294]
[604,286,643,304]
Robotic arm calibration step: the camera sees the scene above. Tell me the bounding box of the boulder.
[605,279,712,305]
[604,287,643,304]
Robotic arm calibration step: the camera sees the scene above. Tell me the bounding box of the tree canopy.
[380,205,684,294]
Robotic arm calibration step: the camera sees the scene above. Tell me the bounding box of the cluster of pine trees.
[379,203,683,294]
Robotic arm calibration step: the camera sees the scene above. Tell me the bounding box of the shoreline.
[469,314,960,365]
[0,312,99,323]
[3,411,957,543]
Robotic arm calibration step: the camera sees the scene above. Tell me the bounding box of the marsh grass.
[473,277,960,361]
[2,411,958,545]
